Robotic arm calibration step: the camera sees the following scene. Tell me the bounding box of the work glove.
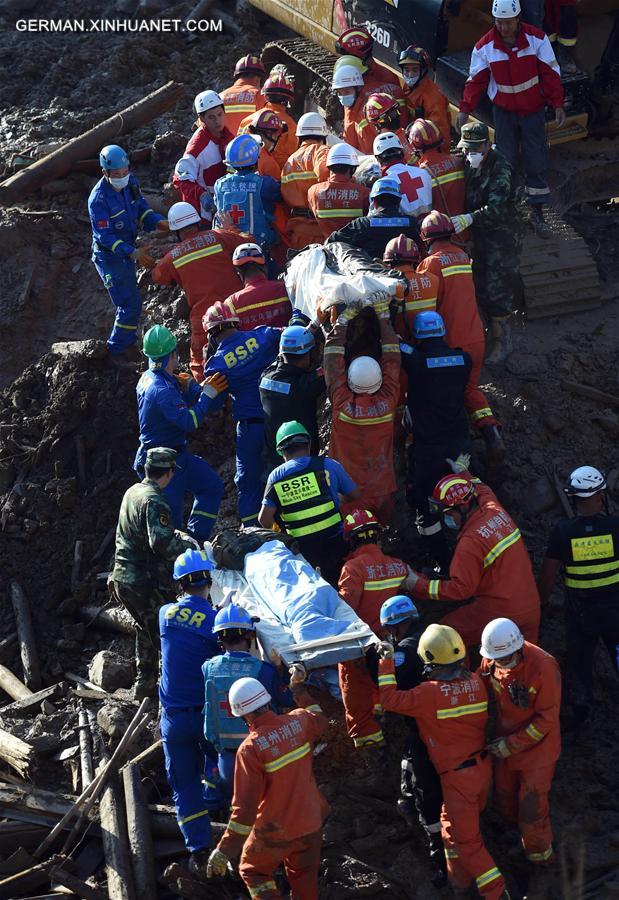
[269,648,282,668]
[336,299,362,327]
[175,372,195,393]
[487,738,512,759]
[156,220,170,233]
[364,289,393,319]
[202,372,228,398]
[404,567,419,592]
[131,247,155,269]
[289,662,307,686]
[451,214,473,234]
[507,682,531,709]
[446,453,471,474]
[376,640,395,660]
[206,848,230,878]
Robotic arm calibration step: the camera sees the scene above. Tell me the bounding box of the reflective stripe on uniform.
[228,819,252,835]
[111,239,123,252]
[338,411,394,425]
[382,344,400,353]
[434,170,464,185]
[193,509,217,518]
[189,409,198,429]
[428,579,441,599]
[436,701,488,719]
[263,741,311,772]
[525,722,544,742]
[566,572,619,588]
[442,264,472,277]
[316,208,364,218]
[470,407,493,422]
[483,528,521,568]
[225,104,256,113]
[139,208,153,223]
[116,323,138,330]
[306,704,323,713]
[444,848,459,859]
[353,730,384,748]
[496,76,540,94]
[378,673,397,686]
[363,576,406,591]
[110,209,125,218]
[324,345,345,356]
[249,880,278,897]
[235,296,289,313]
[476,867,502,888]
[282,512,342,538]
[283,501,335,522]
[281,171,316,183]
[406,298,436,312]
[179,808,210,826]
[241,512,260,522]
[526,846,553,862]
[172,244,223,269]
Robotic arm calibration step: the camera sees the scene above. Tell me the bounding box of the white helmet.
[347,356,383,394]
[480,618,524,660]
[327,142,358,167]
[565,465,606,498]
[373,131,403,157]
[492,0,521,17]
[167,201,200,231]
[194,90,224,115]
[332,64,364,90]
[228,677,272,718]
[296,112,328,137]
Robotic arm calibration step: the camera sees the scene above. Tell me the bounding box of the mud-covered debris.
[88,651,134,693]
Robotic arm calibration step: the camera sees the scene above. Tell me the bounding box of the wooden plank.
[100,770,134,900]
[123,763,157,900]
[10,581,41,691]
[0,683,63,718]
[50,866,106,900]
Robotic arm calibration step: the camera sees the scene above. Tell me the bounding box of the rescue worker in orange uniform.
[239,73,298,172]
[355,92,411,157]
[206,669,328,899]
[220,55,266,136]
[408,472,541,648]
[323,293,400,525]
[377,624,510,899]
[151,202,245,379]
[308,142,370,240]
[408,119,466,220]
[479,618,561,874]
[280,112,330,250]
[418,211,503,455]
[398,47,451,153]
[338,508,413,754]
[333,62,369,152]
[224,242,291,330]
[383,236,438,340]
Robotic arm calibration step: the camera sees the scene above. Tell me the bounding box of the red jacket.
[417,240,483,352]
[419,148,466,218]
[172,126,234,212]
[220,78,265,135]
[225,274,291,330]
[338,544,409,633]
[392,269,439,341]
[308,173,370,239]
[479,642,561,767]
[461,23,564,116]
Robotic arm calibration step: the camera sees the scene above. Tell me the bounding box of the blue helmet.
[225,134,260,169]
[173,549,214,585]
[413,310,445,339]
[100,144,130,171]
[213,603,256,635]
[280,325,315,356]
[380,595,420,627]
[370,176,401,201]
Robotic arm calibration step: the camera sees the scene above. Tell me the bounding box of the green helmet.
[143,325,177,359]
[276,420,311,456]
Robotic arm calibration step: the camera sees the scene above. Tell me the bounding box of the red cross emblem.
[219,698,232,716]
[229,204,246,225]
[398,172,424,202]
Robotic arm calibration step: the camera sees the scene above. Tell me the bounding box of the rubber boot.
[555,43,578,75]
[486,318,513,364]
[529,206,552,239]
[480,424,506,465]
[188,849,211,879]
[428,831,448,888]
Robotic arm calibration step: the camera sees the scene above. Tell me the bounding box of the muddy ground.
[0,0,618,897]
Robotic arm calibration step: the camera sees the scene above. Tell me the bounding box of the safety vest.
[203,652,263,751]
[272,457,342,541]
[214,171,276,247]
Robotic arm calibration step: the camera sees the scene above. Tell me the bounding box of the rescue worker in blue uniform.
[134,325,228,541]
[159,550,221,875]
[203,303,281,527]
[202,604,292,802]
[88,144,167,358]
[213,134,281,259]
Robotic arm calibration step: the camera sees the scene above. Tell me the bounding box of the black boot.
[529,206,552,238]
[428,831,448,888]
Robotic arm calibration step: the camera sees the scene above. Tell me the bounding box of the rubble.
[88,651,133,693]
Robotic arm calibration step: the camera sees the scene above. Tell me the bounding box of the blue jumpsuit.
[213,170,281,251]
[159,594,220,852]
[202,650,292,801]
[204,327,280,526]
[88,174,163,354]
[134,368,223,540]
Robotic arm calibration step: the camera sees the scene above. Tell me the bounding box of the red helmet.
[398,45,431,80]
[431,474,477,511]
[336,27,374,60]
[234,54,265,78]
[262,74,295,102]
[246,108,285,140]
[202,301,240,333]
[420,210,455,242]
[365,92,400,126]
[383,235,420,266]
[343,508,381,540]
[407,117,442,151]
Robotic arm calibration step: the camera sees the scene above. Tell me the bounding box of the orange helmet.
[343,508,381,541]
[262,73,295,102]
[431,474,477,512]
[246,108,285,140]
[420,210,455,242]
[365,92,400,127]
[336,27,374,61]
[234,54,265,78]
[407,118,442,151]
[383,235,420,266]
[202,301,240,333]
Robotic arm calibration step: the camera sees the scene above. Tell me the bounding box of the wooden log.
[561,379,619,409]
[0,663,34,702]
[79,605,136,635]
[100,766,135,900]
[0,683,63,718]
[50,865,107,900]
[0,726,34,777]
[77,708,94,789]
[10,580,41,691]
[122,738,162,771]
[123,763,157,900]
[0,82,184,206]
[0,856,56,898]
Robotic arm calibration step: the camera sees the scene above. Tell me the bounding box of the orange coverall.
[390,268,440,413]
[225,273,292,330]
[220,78,265,135]
[412,483,541,647]
[354,118,412,157]
[418,241,496,430]
[239,102,298,172]
[151,226,245,378]
[379,658,507,898]
[404,79,452,152]
[324,317,400,524]
[217,687,328,900]
[338,543,409,747]
[479,642,561,863]
[281,141,330,249]
[341,78,406,153]
[308,173,370,239]
[418,148,466,219]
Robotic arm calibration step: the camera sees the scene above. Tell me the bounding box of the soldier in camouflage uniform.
[112,447,198,699]
[450,122,524,364]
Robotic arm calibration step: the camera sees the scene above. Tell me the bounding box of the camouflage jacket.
[112,479,196,585]
[464,148,522,235]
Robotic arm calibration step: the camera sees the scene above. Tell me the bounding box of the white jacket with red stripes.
[460,23,564,116]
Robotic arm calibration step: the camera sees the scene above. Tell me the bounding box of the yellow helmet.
[418,624,465,666]
[334,54,368,75]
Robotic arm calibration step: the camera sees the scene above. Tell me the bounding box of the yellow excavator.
[245,0,619,317]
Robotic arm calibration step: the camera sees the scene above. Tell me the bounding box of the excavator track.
[262,38,339,119]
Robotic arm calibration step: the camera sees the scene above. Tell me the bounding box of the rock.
[97,702,135,739]
[88,650,133,692]
[50,340,108,359]
[505,352,545,377]
[520,476,558,518]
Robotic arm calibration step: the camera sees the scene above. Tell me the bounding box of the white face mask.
[109,174,130,190]
[403,74,420,88]
[338,93,356,108]
[465,151,484,170]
